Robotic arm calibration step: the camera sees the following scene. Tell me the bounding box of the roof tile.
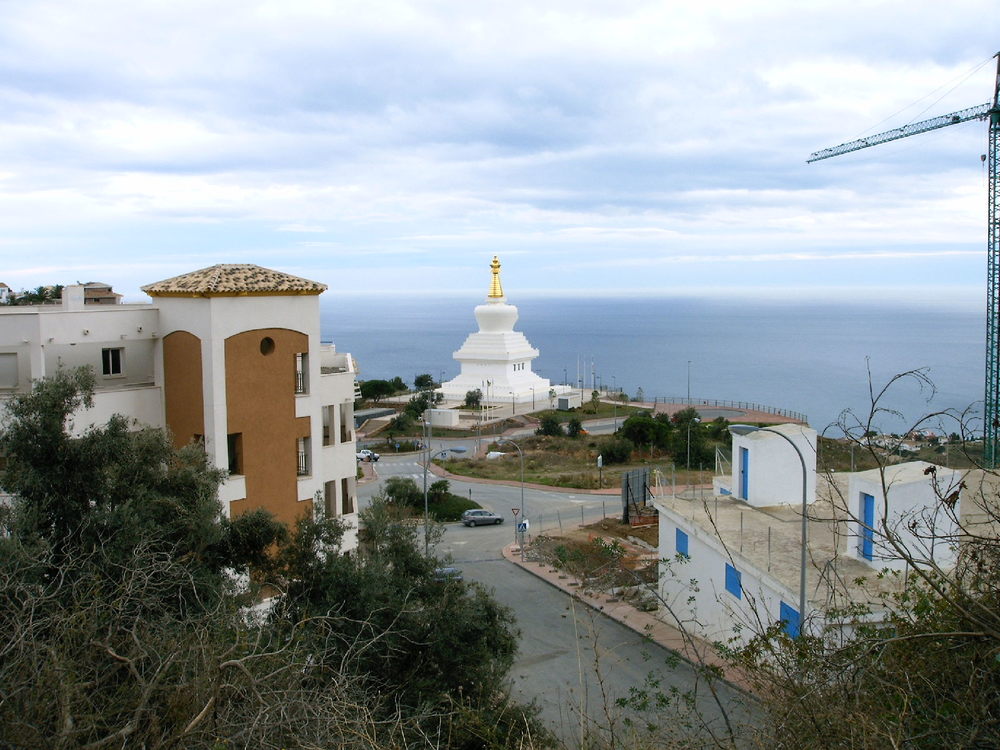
[142,264,326,297]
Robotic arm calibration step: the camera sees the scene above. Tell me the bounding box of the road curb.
[500,543,751,692]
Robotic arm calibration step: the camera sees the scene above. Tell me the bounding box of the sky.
[1,0,999,304]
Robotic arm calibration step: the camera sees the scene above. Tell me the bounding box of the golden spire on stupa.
[487,255,504,298]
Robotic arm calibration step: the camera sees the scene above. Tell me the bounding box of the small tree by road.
[587,390,601,413]
[536,415,564,437]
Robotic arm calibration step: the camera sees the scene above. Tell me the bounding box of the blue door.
[739,447,749,499]
[779,601,800,638]
[860,493,875,560]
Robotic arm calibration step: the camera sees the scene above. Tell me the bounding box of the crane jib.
[807,56,1000,466]
[807,102,991,163]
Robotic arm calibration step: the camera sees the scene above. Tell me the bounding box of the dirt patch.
[530,518,660,591]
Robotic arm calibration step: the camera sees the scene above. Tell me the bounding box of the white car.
[356,449,380,462]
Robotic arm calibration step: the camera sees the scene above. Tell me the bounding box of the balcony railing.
[297,451,309,476]
[295,371,306,394]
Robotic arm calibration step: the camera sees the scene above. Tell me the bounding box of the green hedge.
[430,494,479,522]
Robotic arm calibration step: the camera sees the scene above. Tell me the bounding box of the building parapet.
[319,344,354,374]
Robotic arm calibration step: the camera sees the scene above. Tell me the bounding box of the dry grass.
[441,435,710,490]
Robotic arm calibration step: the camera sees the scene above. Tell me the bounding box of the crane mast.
[809,54,1000,466]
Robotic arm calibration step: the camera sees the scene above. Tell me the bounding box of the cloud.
[0,0,998,300]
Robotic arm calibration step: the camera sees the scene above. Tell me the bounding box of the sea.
[320,294,985,437]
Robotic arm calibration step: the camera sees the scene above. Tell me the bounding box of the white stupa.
[439,256,571,409]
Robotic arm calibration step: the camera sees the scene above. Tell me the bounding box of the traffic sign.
[511,508,519,516]
[517,520,529,533]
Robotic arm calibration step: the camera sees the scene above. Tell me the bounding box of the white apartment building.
[0,265,360,548]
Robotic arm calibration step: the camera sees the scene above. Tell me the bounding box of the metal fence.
[588,385,808,423]
[649,395,807,422]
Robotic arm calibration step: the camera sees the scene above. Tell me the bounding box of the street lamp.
[498,437,525,561]
[423,445,468,555]
[510,391,515,417]
[687,360,692,403]
[729,424,808,637]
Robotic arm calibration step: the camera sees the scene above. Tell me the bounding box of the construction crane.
[808,54,1000,466]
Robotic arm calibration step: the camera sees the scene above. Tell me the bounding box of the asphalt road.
[358,454,751,745]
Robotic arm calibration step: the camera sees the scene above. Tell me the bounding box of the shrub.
[429,494,478,522]
[384,476,422,508]
[536,415,564,436]
[600,437,633,464]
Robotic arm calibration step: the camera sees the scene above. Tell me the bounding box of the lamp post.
[510,391,515,417]
[687,360,692,403]
[423,445,467,555]
[729,424,808,636]
[498,437,525,561]
[530,387,535,411]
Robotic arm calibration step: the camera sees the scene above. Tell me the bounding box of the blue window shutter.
[779,601,800,638]
[725,563,742,599]
[675,528,689,557]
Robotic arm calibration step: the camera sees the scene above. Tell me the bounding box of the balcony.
[319,344,355,375]
[294,352,309,395]
[296,436,311,476]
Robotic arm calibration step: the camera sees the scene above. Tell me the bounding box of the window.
[339,402,353,443]
[0,353,17,388]
[724,563,742,599]
[675,528,689,558]
[101,347,124,376]
[324,481,337,517]
[341,476,356,515]
[227,433,243,475]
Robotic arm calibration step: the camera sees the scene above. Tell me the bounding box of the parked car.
[461,509,504,526]
[433,566,464,583]
[356,449,380,462]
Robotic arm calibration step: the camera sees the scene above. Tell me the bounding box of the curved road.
[358,453,751,745]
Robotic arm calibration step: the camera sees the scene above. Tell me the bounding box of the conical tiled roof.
[142,264,326,297]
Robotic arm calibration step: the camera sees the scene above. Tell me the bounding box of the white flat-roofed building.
[727,423,818,508]
[656,459,965,647]
[846,461,962,572]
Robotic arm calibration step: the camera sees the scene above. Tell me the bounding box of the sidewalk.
[501,542,749,690]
